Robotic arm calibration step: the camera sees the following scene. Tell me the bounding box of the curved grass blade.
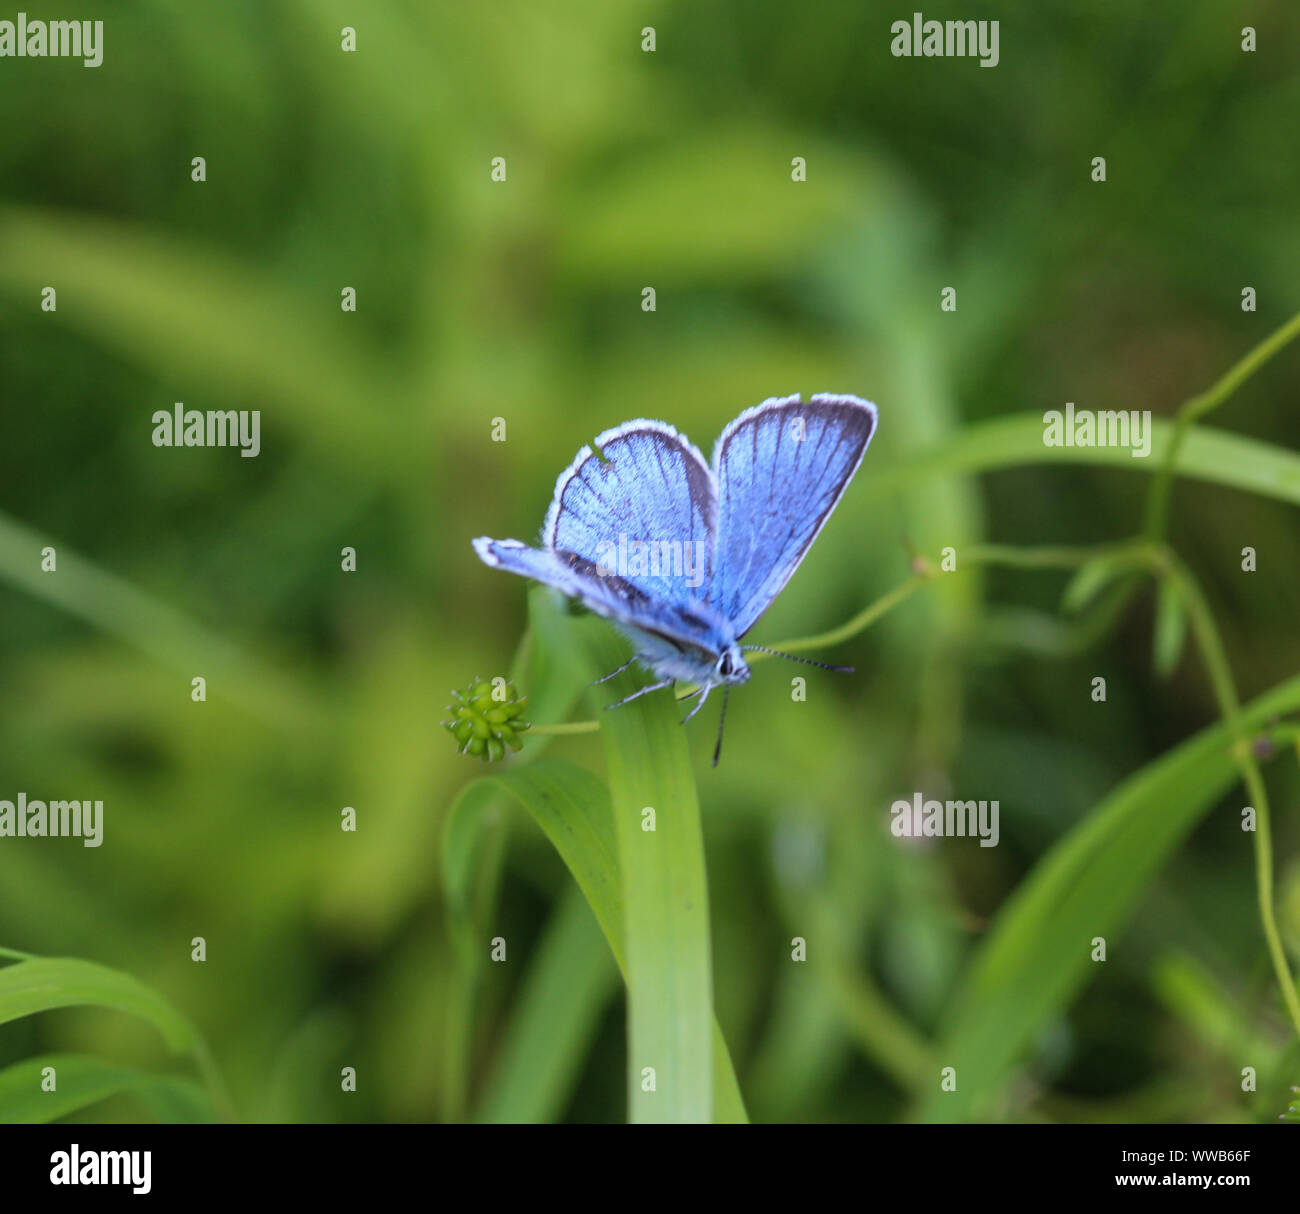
[1152,577,1189,677]
[442,757,747,1122]
[0,206,402,476]
[0,1054,213,1124]
[510,586,604,757]
[0,957,201,1051]
[0,511,323,729]
[0,956,228,1118]
[917,672,1300,1122]
[475,885,620,1124]
[867,415,1300,509]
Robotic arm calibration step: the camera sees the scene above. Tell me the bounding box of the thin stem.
[528,721,600,736]
[1155,548,1300,1037]
[753,574,930,658]
[757,539,1146,662]
[1135,308,1300,1035]
[1145,309,1300,540]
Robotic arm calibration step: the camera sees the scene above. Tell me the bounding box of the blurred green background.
[2,0,1299,1123]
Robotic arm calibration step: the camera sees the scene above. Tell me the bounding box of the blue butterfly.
[474,393,878,763]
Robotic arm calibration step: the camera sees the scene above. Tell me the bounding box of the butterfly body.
[619,620,750,689]
[473,393,877,761]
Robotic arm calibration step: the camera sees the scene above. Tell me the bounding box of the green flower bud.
[443,677,530,762]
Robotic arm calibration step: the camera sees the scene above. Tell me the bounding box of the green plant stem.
[1151,548,1300,1038]
[757,573,931,656]
[1135,307,1300,1037]
[528,720,600,736]
[757,540,1141,662]
[1145,308,1300,539]
[824,960,935,1088]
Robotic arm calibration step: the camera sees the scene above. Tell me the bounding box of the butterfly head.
[714,644,751,686]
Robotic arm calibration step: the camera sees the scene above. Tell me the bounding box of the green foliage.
[580,623,718,1122]
[921,676,1300,1122]
[2,1,1299,1124]
[0,1054,212,1124]
[440,748,746,1122]
[0,956,222,1122]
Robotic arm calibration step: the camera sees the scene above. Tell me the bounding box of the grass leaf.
[0,956,226,1119]
[581,626,716,1123]
[1153,578,1189,677]
[869,414,1300,509]
[1061,558,1124,614]
[442,756,747,1122]
[0,1053,213,1124]
[475,885,620,1124]
[916,671,1300,1122]
[0,957,203,1053]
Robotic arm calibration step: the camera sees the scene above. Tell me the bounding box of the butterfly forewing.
[709,394,876,638]
[544,421,717,608]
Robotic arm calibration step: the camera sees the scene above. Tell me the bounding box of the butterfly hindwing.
[709,394,876,638]
[544,420,716,607]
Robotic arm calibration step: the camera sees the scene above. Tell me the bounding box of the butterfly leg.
[604,678,675,710]
[590,655,639,686]
[679,683,712,724]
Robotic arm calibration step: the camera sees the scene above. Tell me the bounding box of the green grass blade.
[1152,577,1189,677]
[581,627,714,1123]
[0,957,203,1052]
[475,885,620,1124]
[917,672,1300,1122]
[443,757,747,1122]
[0,956,227,1117]
[510,587,606,756]
[0,512,320,729]
[0,1054,214,1124]
[868,414,1300,508]
[133,1077,218,1124]
[0,206,404,476]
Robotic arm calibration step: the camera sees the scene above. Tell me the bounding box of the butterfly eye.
[718,652,733,678]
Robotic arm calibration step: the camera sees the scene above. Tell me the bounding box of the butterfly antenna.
[741,645,854,673]
[712,689,731,767]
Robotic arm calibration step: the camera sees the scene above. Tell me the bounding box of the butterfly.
[473,393,878,763]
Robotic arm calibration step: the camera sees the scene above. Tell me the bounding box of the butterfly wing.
[472,537,729,666]
[709,394,877,638]
[543,420,717,607]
